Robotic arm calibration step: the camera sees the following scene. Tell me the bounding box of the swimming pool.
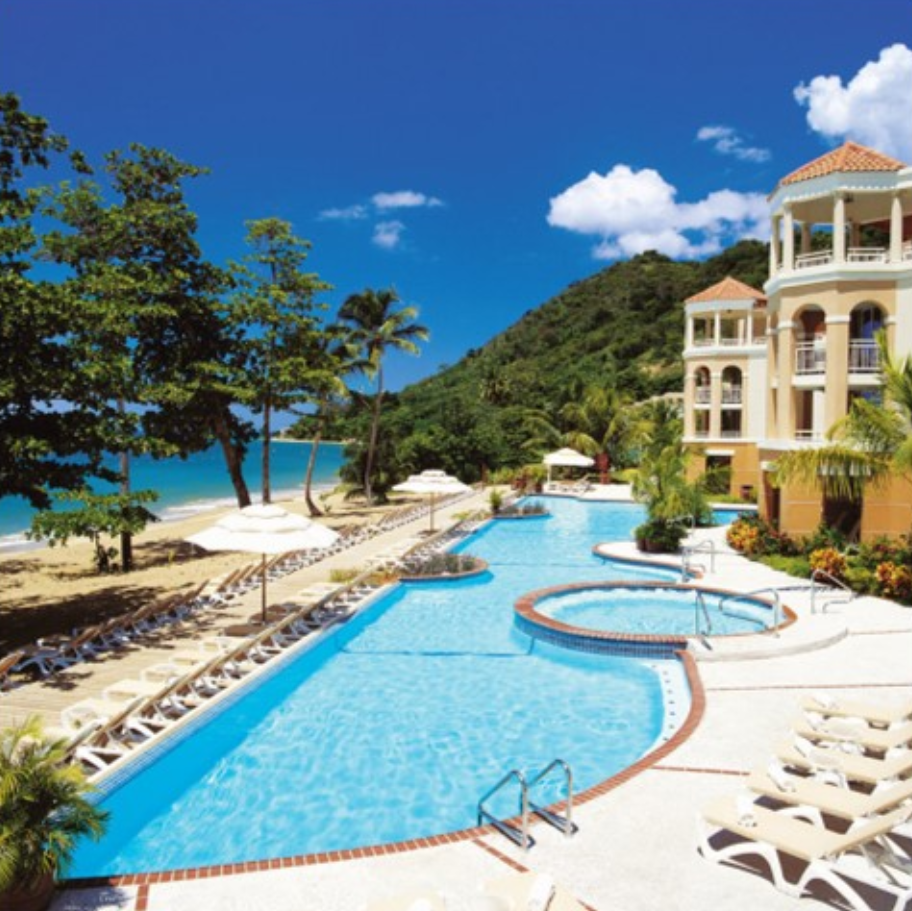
[72,497,688,877]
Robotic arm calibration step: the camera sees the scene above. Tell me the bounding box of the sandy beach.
[0,489,415,653]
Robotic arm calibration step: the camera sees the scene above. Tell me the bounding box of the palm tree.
[338,288,428,504]
[773,332,912,501]
[0,717,108,903]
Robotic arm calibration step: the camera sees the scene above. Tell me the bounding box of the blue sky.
[4,0,911,391]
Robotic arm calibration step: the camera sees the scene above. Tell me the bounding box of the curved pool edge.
[62,653,706,891]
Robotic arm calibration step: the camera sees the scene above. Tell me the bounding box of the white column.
[713,311,721,346]
[770,215,781,274]
[812,390,826,440]
[833,194,846,264]
[685,316,694,349]
[783,206,795,271]
[747,313,754,345]
[890,193,904,262]
[800,223,812,254]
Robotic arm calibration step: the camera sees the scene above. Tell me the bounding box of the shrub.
[634,518,688,554]
[875,562,912,603]
[759,554,811,578]
[488,489,503,513]
[802,524,848,555]
[497,502,549,517]
[403,553,482,576]
[809,547,847,582]
[726,514,798,557]
[329,567,361,583]
[844,563,878,596]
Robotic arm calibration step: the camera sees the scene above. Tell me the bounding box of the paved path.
[43,508,912,911]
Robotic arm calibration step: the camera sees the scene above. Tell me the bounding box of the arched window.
[850,303,885,341]
[721,366,742,405]
[694,366,711,404]
[849,303,885,373]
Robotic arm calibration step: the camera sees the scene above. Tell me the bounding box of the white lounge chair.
[485,872,586,910]
[699,794,912,911]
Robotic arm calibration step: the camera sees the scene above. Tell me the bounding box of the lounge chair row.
[52,602,357,777]
[699,692,912,910]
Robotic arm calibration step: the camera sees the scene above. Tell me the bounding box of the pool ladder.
[477,759,577,851]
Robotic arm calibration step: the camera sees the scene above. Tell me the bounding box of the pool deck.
[30,493,912,911]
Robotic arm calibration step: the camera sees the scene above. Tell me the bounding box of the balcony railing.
[790,247,894,270]
[849,340,880,373]
[848,246,887,263]
[904,241,912,261]
[719,429,742,439]
[794,251,833,270]
[795,342,826,374]
[794,429,823,442]
[721,387,742,405]
[694,387,711,404]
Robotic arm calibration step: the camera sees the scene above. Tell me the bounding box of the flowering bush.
[726,515,798,557]
[809,547,847,581]
[875,562,912,602]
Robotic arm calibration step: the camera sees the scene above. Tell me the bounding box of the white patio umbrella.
[185,504,340,623]
[542,447,595,484]
[392,469,471,533]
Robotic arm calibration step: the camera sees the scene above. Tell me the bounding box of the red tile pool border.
[62,653,707,891]
[516,579,796,651]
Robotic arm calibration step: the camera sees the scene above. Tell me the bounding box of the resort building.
[683,141,912,540]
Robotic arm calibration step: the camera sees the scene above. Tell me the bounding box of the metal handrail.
[718,587,783,637]
[681,540,716,580]
[528,759,575,838]
[477,769,533,850]
[810,569,855,615]
[695,591,712,636]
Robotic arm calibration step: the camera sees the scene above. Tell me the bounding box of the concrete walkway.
[46,508,912,911]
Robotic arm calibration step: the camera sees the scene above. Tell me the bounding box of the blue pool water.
[539,586,772,636]
[73,497,684,877]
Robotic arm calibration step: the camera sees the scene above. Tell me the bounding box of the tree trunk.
[303,410,324,516]
[364,368,383,504]
[262,394,272,504]
[212,411,252,507]
[118,398,133,572]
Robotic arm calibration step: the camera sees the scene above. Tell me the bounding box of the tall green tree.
[228,218,332,503]
[338,287,428,503]
[42,144,252,563]
[0,94,126,513]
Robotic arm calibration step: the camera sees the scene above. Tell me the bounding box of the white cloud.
[372,190,444,210]
[696,125,770,163]
[372,220,406,250]
[794,43,912,161]
[547,164,767,260]
[318,204,368,221]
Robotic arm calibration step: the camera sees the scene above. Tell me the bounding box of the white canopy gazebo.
[542,447,594,484]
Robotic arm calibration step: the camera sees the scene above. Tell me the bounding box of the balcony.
[694,387,711,404]
[719,429,742,439]
[849,340,880,373]
[795,342,826,375]
[794,429,823,442]
[721,387,742,405]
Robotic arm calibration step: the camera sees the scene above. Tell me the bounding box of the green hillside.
[296,240,769,485]
[398,240,767,417]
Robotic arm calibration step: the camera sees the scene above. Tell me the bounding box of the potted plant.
[0,718,108,911]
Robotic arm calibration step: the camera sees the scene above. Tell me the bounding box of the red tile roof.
[685,276,766,305]
[778,141,906,187]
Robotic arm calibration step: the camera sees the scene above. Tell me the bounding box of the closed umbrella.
[186,504,340,623]
[392,469,471,533]
[542,447,595,484]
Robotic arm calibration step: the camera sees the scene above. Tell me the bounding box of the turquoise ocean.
[0,440,345,553]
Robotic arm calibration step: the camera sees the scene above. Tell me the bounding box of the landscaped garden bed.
[726,513,912,605]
